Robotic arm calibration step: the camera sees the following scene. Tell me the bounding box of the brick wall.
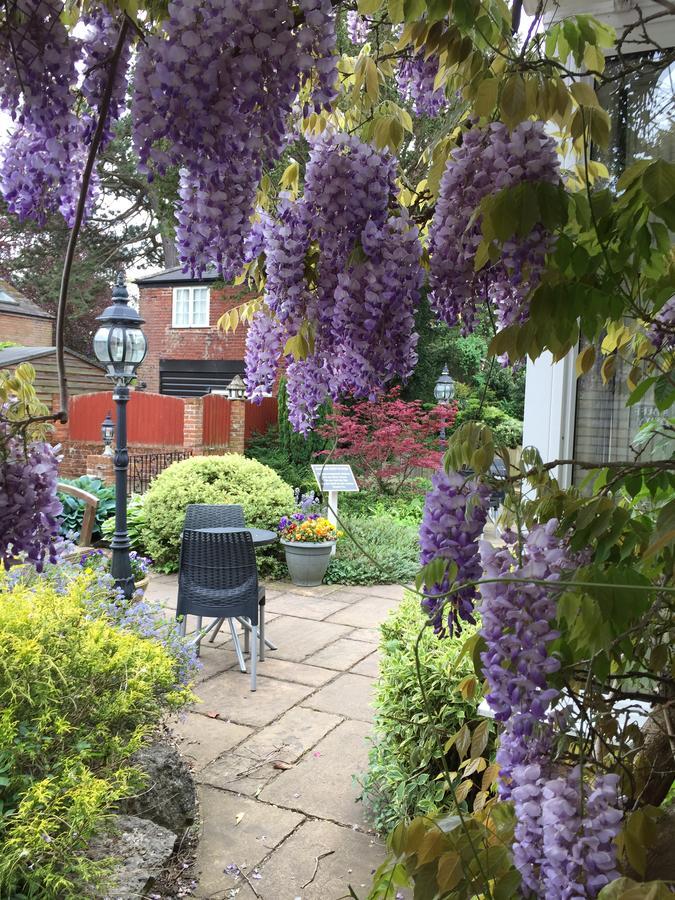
[1,312,53,345]
[138,285,251,392]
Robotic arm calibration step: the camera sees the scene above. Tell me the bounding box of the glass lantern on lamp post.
[434,365,455,445]
[93,272,147,598]
[101,412,115,457]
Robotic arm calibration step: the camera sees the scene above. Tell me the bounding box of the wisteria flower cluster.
[479,521,621,897]
[0,0,129,226]
[646,296,675,353]
[132,0,338,278]
[0,424,62,572]
[428,121,560,334]
[245,133,423,432]
[396,52,447,118]
[346,10,369,44]
[418,468,489,635]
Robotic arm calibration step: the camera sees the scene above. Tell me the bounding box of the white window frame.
[171,286,210,328]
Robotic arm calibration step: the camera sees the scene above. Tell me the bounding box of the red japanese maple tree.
[318,387,457,494]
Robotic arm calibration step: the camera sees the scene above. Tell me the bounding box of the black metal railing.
[128,450,193,495]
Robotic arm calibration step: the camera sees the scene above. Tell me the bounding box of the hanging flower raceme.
[396,52,447,118]
[346,10,369,44]
[428,121,559,334]
[132,0,338,278]
[646,296,675,353]
[244,133,423,433]
[418,468,489,635]
[479,522,622,898]
[244,311,286,402]
[0,424,62,571]
[79,5,131,147]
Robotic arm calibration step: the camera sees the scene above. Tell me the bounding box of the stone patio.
[144,575,403,900]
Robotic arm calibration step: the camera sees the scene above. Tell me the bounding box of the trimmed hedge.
[142,454,294,572]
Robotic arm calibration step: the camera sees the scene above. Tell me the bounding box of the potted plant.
[77,549,152,595]
[278,512,342,587]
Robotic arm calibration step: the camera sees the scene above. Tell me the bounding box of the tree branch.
[54,16,130,423]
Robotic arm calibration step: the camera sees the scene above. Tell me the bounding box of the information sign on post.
[311,464,359,555]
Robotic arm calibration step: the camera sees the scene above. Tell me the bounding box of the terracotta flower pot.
[281,539,335,587]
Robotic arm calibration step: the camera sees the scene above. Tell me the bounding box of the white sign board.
[311,464,359,556]
[311,464,359,493]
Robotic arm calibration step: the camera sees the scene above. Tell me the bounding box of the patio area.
[145,574,404,900]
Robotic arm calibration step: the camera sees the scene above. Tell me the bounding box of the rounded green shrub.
[143,454,295,572]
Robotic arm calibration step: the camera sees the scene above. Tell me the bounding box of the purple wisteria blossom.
[0,426,62,571]
[418,469,489,635]
[396,53,447,117]
[132,0,338,278]
[79,5,131,147]
[244,311,285,402]
[346,10,369,44]
[646,296,675,353]
[428,121,559,334]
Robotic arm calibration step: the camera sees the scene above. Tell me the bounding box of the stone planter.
[281,539,335,587]
[134,576,150,595]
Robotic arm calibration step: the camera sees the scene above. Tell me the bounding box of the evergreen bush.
[142,454,294,572]
[0,568,193,898]
[324,514,420,585]
[359,591,495,834]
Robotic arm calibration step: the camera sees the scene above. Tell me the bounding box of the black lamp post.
[93,272,147,598]
[434,364,455,444]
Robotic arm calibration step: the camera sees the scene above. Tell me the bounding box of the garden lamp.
[224,374,246,400]
[434,364,455,447]
[434,365,455,403]
[92,272,147,599]
[101,412,115,457]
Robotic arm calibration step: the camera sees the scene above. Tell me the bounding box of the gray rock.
[88,814,176,899]
[120,740,196,835]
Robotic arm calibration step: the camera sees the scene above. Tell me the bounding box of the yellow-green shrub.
[0,571,191,898]
[142,454,295,571]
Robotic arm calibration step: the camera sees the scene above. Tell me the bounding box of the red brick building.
[0,277,54,345]
[135,266,252,396]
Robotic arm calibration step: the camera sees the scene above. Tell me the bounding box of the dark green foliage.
[100,493,147,553]
[403,294,525,421]
[454,400,523,448]
[359,592,495,835]
[245,428,316,493]
[57,476,116,542]
[340,489,427,526]
[324,515,420,585]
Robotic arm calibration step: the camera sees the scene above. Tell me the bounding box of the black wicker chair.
[180,503,271,656]
[184,503,246,530]
[177,529,265,690]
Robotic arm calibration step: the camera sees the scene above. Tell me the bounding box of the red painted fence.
[68,391,185,445]
[245,397,277,439]
[202,393,232,446]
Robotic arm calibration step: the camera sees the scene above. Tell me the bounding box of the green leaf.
[358,0,384,12]
[500,74,526,128]
[570,81,600,108]
[598,878,674,900]
[626,376,656,406]
[403,0,426,19]
[654,374,675,411]
[642,159,675,205]
[474,76,498,117]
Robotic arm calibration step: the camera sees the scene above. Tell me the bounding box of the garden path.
[145,574,404,900]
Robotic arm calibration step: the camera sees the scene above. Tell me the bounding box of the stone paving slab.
[195,671,315,728]
[256,818,385,900]
[303,637,374,671]
[327,595,402,630]
[194,788,304,897]
[348,627,382,644]
[194,643,239,683]
[265,592,352,621]
[198,751,278,798]
[259,719,372,828]
[170,713,252,772]
[302,673,375,723]
[251,615,353,663]
[351,650,380,678]
[202,647,339,688]
[237,706,342,764]
[355,584,407,600]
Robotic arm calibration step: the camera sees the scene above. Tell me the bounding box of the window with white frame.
[172,286,210,327]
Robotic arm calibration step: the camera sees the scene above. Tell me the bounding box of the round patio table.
[194,526,278,547]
